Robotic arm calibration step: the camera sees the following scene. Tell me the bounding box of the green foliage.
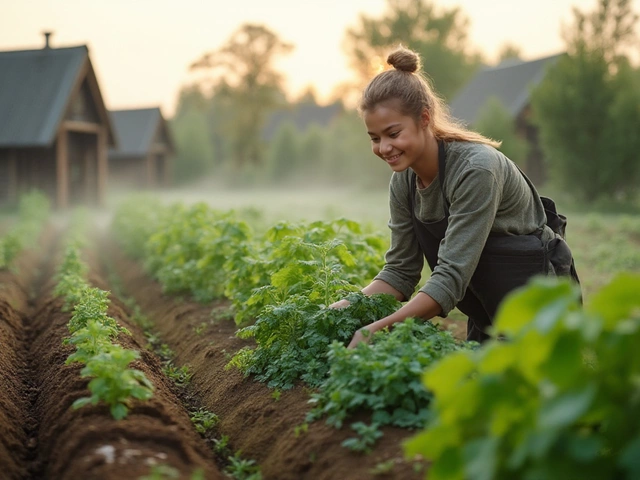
[190,407,219,435]
[139,465,205,480]
[224,453,262,480]
[341,422,384,453]
[163,363,192,387]
[344,0,481,99]
[405,273,640,480]
[170,108,215,184]
[189,23,293,168]
[67,287,123,335]
[0,232,21,269]
[473,96,529,165]
[229,292,400,389]
[0,190,50,269]
[73,346,154,420]
[112,196,168,258]
[531,0,640,202]
[56,217,154,420]
[265,120,300,182]
[145,203,253,302]
[308,320,467,433]
[225,218,387,325]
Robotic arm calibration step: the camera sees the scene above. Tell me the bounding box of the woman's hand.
[348,325,375,349]
[329,299,351,309]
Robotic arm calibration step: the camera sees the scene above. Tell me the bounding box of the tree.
[474,97,529,165]
[496,43,522,64]
[344,0,481,100]
[531,0,640,202]
[170,109,215,184]
[266,121,300,183]
[190,23,293,167]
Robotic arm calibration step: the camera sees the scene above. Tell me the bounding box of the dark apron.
[410,141,569,342]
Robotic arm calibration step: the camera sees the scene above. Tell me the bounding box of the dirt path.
[101,235,427,480]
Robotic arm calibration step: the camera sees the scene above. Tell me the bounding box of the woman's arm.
[348,292,442,348]
[329,279,405,309]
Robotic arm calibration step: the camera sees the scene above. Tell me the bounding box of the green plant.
[163,363,192,387]
[213,434,230,456]
[225,452,262,480]
[229,292,400,389]
[341,422,383,453]
[308,319,468,433]
[405,273,640,480]
[293,422,308,437]
[190,408,219,435]
[73,346,154,420]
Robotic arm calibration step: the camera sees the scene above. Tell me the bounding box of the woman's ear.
[420,108,431,129]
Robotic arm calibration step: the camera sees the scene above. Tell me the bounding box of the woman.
[335,46,579,348]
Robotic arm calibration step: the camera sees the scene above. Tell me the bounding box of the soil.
[100,235,430,480]
[0,226,223,480]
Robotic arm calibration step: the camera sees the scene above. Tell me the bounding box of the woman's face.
[363,100,429,173]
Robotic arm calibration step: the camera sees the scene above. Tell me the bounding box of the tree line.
[170,0,640,204]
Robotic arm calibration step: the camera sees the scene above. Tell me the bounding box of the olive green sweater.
[374,141,555,316]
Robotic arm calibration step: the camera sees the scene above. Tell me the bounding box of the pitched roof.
[449,53,563,126]
[0,46,89,147]
[109,107,173,158]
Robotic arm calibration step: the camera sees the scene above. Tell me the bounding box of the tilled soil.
[101,235,428,480]
[0,227,223,480]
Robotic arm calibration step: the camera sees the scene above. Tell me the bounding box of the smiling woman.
[331,46,580,348]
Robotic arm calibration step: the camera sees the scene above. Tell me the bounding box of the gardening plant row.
[111,198,469,442]
[111,195,640,479]
[0,205,223,479]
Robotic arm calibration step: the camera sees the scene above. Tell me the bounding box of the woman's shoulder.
[447,141,504,170]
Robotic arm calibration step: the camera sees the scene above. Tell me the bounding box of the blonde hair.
[359,46,500,147]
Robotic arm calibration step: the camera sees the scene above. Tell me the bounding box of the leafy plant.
[229,292,400,389]
[73,346,154,420]
[341,422,383,453]
[225,452,262,480]
[190,408,219,435]
[308,319,468,432]
[405,274,640,480]
[163,363,192,387]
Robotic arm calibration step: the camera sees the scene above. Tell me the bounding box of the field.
[1,187,639,479]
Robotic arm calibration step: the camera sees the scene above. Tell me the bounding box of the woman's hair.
[359,46,500,147]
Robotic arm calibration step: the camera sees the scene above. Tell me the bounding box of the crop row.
[54,213,154,419]
[112,195,640,479]
[0,191,49,269]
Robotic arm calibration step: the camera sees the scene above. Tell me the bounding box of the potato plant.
[405,274,640,480]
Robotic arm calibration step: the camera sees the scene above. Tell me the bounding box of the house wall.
[0,147,57,206]
[108,156,148,191]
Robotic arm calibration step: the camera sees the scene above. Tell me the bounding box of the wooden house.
[450,53,562,185]
[108,107,174,190]
[0,33,116,208]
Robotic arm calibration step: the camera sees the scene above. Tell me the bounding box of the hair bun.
[387,47,420,73]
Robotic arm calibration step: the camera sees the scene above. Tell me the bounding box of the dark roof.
[449,53,563,126]
[0,46,89,147]
[109,107,172,158]
[263,102,343,140]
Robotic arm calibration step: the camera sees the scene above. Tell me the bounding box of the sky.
[0,0,626,117]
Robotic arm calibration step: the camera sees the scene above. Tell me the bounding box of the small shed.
[0,34,116,208]
[108,107,174,190]
[450,53,563,185]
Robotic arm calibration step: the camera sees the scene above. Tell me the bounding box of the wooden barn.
[450,53,562,185]
[0,34,116,208]
[108,107,174,190]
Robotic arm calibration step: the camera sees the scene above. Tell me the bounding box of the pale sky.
[0,0,625,117]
